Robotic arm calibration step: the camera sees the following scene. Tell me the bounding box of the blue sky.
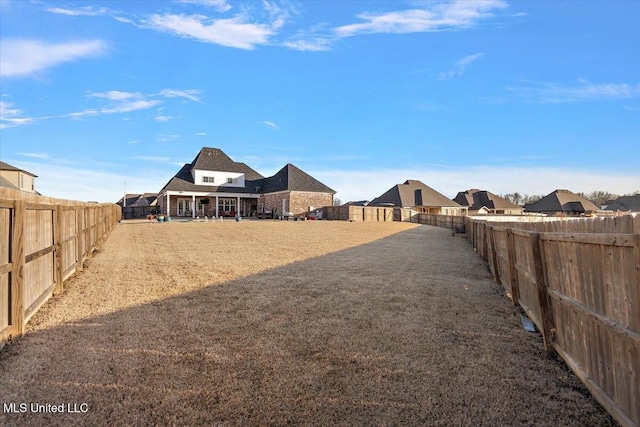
[1,0,639,203]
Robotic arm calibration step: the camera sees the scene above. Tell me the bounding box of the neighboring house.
[157,147,335,218]
[369,179,465,215]
[342,200,370,207]
[602,195,640,213]
[116,193,158,208]
[453,189,524,215]
[524,189,600,215]
[0,161,37,193]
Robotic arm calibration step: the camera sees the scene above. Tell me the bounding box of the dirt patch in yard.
[0,221,615,426]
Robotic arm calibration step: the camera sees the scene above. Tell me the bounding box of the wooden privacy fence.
[323,206,394,222]
[465,215,640,427]
[0,188,121,350]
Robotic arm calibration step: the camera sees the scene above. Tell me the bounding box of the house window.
[227,177,233,184]
[218,198,236,213]
[19,174,24,189]
[202,176,215,183]
[414,189,423,206]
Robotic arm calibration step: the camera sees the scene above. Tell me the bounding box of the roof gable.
[603,195,640,212]
[371,180,460,208]
[257,164,335,194]
[0,161,38,177]
[525,189,599,213]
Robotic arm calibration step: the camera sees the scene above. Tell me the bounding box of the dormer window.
[202,176,215,183]
[227,178,234,184]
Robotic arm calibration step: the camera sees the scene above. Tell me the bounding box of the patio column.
[237,196,240,218]
[215,196,219,218]
[166,193,170,216]
[192,194,196,218]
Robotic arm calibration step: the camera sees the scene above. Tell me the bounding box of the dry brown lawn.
[0,220,615,426]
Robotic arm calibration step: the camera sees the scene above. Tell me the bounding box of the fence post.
[482,222,488,261]
[11,200,25,339]
[506,228,520,306]
[76,207,84,272]
[450,216,455,236]
[488,225,501,285]
[530,232,555,353]
[53,205,63,295]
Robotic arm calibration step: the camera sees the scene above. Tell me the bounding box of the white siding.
[192,169,245,188]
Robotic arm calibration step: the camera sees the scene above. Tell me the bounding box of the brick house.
[369,179,465,215]
[524,189,599,216]
[453,189,524,215]
[157,147,335,218]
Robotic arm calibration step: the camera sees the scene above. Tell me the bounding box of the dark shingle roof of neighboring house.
[116,193,158,207]
[191,147,264,181]
[0,161,38,177]
[343,200,370,206]
[454,189,522,211]
[604,195,640,212]
[370,180,460,208]
[0,175,19,190]
[524,189,599,214]
[254,164,336,194]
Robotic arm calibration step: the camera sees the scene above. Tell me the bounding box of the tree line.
[500,190,640,207]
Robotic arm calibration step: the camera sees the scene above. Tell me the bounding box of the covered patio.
[160,191,260,219]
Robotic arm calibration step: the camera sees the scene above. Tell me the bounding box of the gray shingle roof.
[524,189,599,213]
[116,193,158,207]
[604,195,640,212]
[255,164,335,194]
[159,149,333,195]
[370,180,460,208]
[454,189,521,210]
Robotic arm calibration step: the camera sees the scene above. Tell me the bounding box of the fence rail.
[0,188,121,350]
[463,215,639,427]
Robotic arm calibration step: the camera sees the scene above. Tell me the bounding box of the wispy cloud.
[194,132,207,136]
[84,91,161,115]
[44,6,113,16]
[157,134,181,142]
[159,89,202,102]
[142,13,275,49]
[334,0,507,37]
[0,39,107,78]
[62,88,201,120]
[132,155,172,162]
[262,120,279,130]
[0,101,34,129]
[17,152,50,159]
[284,1,506,51]
[283,37,332,52]
[177,0,232,13]
[438,52,485,80]
[507,80,640,103]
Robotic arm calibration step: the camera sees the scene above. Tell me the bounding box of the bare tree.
[501,192,524,205]
[585,190,618,207]
[333,197,342,206]
[523,194,544,204]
